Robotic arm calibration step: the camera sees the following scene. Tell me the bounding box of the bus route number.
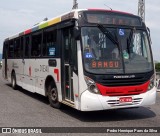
[40,65,49,72]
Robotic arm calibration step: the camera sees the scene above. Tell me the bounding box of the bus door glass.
[62,28,78,102]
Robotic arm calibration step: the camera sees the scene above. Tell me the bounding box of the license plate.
[119,97,132,103]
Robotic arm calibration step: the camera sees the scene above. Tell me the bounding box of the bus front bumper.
[80,87,156,111]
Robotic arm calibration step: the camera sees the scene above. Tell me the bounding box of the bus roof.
[4,8,136,41]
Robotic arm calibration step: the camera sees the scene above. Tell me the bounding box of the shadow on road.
[59,105,156,122]
[6,83,157,122]
[6,84,49,105]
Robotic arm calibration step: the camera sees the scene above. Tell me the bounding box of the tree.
[155,63,160,72]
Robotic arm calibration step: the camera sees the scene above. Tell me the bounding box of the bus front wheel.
[11,72,17,90]
[48,83,61,108]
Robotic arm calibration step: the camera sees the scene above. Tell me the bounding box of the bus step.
[62,99,75,107]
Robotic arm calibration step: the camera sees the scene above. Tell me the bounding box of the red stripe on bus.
[96,81,150,96]
[54,69,59,82]
[24,29,31,34]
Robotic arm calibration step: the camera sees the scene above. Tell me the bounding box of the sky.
[0,0,160,60]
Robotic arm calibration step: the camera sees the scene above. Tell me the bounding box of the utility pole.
[72,0,78,9]
[138,0,145,22]
[136,0,145,56]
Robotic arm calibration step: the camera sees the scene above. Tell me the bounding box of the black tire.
[11,72,17,90]
[48,82,61,108]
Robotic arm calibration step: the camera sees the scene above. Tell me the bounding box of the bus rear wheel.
[48,83,61,108]
[11,72,17,90]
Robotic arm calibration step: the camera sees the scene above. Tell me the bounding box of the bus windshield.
[81,27,153,74]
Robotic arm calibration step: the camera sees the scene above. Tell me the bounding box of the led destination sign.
[85,12,141,26]
[90,60,121,69]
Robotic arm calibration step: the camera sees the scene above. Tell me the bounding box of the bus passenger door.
[61,28,78,105]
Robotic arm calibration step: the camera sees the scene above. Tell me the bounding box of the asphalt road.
[0,70,160,136]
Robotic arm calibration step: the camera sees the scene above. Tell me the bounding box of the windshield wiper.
[97,24,118,45]
[127,27,136,54]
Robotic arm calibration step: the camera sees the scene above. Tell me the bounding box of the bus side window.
[31,32,42,57]
[70,29,78,71]
[14,38,21,58]
[20,37,24,58]
[25,36,30,58]
[2,42,8,59]
[8,40,14,58]
[43,28,57,57]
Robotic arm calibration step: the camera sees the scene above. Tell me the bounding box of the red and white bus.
[2,9,156,111]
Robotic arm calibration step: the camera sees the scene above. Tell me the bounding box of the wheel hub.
[51,89,57,101]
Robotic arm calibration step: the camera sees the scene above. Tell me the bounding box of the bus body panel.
[22,59,35,93]
[77,41,88,95]
[2,61,5,79]
[5,59,14,82]
[3,58,63,101]
[72,72,79,109]
[81,87,156,111]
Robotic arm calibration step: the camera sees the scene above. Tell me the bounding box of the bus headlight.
[148,75,155,91]
[84,76,100,94]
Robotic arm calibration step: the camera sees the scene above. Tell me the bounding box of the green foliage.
[155,63,160,72]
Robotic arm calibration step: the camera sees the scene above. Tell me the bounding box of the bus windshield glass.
[81,27,153,74]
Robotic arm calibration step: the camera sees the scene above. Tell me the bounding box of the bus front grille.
[107,98,142,107]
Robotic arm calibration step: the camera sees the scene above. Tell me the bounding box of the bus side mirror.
[147,27,152,45]
[74,28,80,40]
[147,27,150,35]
